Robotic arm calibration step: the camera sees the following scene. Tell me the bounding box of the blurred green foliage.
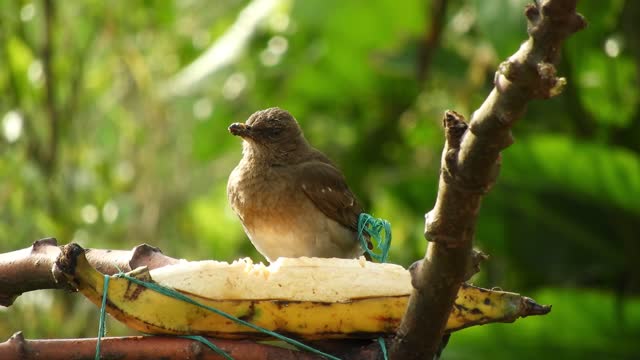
[1,0,639,358]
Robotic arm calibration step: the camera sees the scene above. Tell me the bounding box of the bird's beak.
[228,123,252,137]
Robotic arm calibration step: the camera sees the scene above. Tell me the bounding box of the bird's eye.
[269,127,283,136]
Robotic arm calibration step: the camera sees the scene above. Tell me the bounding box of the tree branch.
[559,48,595,138]
[0,238,179,307]
[0,332,332,360]
[389,1,586,359]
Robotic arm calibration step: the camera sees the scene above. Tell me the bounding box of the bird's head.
[229,108,308,158]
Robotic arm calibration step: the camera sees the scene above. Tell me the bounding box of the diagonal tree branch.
[389,1,586,359]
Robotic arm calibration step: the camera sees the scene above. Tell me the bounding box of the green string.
[95,238,396,360]
[358,213,392,360]
[358,213,392,263]
[378,337,388,360]
[109,271,342,360]
[95,276,234,360]
[181,335,234,360]
[95,275,109,360]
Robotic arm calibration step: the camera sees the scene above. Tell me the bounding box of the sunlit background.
[1,0,639,358]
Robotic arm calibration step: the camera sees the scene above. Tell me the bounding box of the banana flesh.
[54,244,550,339]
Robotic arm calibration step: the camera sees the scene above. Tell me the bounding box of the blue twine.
[358,213,392,263]
[95,275,234,360]
[358,213,392,360]
[378,337,388,360]
[181,335,234,360]
[95,275,109,360]
[95,231,395,360]
[94,271,341,360]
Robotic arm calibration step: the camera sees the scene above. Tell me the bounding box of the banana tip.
[523,296,551,316]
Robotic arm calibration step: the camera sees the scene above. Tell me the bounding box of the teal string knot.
[357,213,392,263]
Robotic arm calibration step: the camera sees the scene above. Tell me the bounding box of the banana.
[54,244,549,339]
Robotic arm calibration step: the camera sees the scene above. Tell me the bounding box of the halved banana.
[54,244,549,339]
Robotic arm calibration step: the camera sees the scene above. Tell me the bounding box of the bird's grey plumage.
[227,108,364,262]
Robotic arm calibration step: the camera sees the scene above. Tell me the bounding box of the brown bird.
[227,107,364,262]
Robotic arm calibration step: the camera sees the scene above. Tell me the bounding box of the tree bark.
[389,1,586,359]
[0,238,179,307]
[0,332,359,360]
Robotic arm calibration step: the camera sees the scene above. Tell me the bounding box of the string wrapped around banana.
[54,244,550,339]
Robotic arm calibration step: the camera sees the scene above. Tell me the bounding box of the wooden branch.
[0,238,179,306]
[1,240,388,359]
[389,1,586,359]
[0,332,331,360]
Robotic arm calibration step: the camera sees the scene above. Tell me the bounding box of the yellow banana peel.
[54,244,549,339]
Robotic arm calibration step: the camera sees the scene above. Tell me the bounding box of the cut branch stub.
[408,259,426,289]
[465,249,489,281]
[130,243,180,269]
[425,111,497,247]
[0,240,180,306]
[495,0,587,101]
[537,62,567,98]
[496,59,567,100]
[443,110,467,148]
[528,1,587,45]
[441,111,500,198]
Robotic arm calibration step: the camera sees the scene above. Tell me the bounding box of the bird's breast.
[227,163,360,261]
[228,162,293,218]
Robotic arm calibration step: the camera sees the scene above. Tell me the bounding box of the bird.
[227,107,365,262]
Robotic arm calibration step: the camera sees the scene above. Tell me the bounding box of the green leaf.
[573,0,625,35]
[502,134,640,214]
[574,51,638,127]
[6,36,33,71]
[5,36,34,94]
[289,0,423,101]
[192,106,237,162]
[187,183,246,261]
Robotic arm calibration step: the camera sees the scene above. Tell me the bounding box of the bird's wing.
[297,161,363,231]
